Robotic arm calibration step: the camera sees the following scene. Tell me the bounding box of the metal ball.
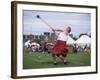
[37,15,40,18]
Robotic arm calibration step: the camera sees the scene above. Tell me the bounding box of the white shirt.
[25,40,31,48]
[57,32,68,41]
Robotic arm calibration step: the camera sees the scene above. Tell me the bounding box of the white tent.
[67,36,75,44]
[75,35,91,44]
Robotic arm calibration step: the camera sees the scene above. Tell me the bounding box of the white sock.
[64,59,67,62]
[54,61,57,63]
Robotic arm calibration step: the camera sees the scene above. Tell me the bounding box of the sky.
[23,10,91,37]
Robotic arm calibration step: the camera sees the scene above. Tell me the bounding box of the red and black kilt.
[50,40,68,57]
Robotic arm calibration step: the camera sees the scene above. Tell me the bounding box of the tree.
[73,36,78,41]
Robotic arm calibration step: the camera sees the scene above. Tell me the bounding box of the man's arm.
[53,29,63,32]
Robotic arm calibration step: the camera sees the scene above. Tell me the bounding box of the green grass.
[23,52,91,69]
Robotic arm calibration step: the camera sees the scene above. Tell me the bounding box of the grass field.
[23,52,91,69]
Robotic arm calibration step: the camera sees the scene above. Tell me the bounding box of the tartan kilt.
[50,40,68,57]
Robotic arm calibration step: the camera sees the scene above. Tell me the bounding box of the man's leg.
[59,54,67,64]
[52,55,57,65]
[59,55,64,63]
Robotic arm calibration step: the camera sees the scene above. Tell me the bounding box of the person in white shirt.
[50,27,71,65]
[24,40,33,53]
[25,40,31,48]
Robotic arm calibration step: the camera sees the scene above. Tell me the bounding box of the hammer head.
[36,15,40,18]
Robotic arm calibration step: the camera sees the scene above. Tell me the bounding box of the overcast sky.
[23,10,91,37]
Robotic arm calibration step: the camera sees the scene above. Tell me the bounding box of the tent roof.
[67,36,75,44]
[75,35,91,44]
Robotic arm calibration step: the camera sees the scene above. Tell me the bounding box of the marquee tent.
[75,35,91,44]
[67,36,75,44]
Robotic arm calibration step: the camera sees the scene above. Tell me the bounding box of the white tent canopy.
[67,36,75,44]
[75,35,91,44]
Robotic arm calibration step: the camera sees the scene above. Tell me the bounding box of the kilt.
[50,40,68,57]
